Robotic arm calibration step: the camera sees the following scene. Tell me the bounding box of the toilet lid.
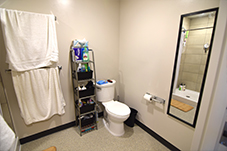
[106,101,130,116]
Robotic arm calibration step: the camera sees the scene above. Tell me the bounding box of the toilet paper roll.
[143,93,152,101]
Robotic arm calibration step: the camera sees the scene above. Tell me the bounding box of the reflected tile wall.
[177,15,214,92]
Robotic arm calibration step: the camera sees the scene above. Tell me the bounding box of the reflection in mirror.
[167,8,218,127]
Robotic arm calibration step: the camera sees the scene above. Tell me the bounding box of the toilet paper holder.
[145,92,165,104]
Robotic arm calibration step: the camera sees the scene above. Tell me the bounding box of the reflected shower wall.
[177,14,215,92]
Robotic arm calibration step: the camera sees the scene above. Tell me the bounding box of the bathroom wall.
[191,0,227,149]
[119,0,220,150]
[0,0,120,138]
[0,74,14,131]
[0,0,225,150]
[178,15,215,92]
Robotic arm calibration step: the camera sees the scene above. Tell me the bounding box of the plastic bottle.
[78,100,83,107]
[82,47,89,62]
[77,63,82,72]
[182,84,186,91]
[179,83,183,91]
[84,64,88,72]
[81,64,86,72]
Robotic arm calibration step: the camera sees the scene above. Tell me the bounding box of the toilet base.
[103,118,125,137]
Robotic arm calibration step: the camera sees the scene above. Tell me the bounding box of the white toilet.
[96,79,130,136]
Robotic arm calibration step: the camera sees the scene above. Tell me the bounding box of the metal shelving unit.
[70,48,98,136]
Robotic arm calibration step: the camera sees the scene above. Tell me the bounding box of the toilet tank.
[96,80,116,102]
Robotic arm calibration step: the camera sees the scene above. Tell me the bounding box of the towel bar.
[5,66,62,72]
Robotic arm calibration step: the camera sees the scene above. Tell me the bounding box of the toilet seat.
[105,101,130,117]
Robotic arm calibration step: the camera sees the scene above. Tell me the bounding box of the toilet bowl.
[96,80,131,136]
[102,100,130,136]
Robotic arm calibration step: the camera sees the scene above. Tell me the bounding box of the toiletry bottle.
[82,47,89,62]
[179,84,183,91]
[77,63,82,72]
[78,99,83,107]
[183,84,186,91]
[81,65,86,72]
[84,64,88,72]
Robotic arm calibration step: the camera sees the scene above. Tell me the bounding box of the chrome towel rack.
[5,65,62,73]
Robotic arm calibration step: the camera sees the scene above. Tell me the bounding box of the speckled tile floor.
[21,118,170,151]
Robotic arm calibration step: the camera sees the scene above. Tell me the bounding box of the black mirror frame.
[167,8,219,128]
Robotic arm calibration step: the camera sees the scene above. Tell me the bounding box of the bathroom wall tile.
[191,16,208,24]
[183,17,191,29]
[197,74,203,84]
[184,54,202,64]
[179,64,184,73]
[177,72,185,88]
[190,23,208,29]
[181,47,187,54]
[206,29,213,34]
[195,84,201,92]
[184,81,197,91]
[208,17,215,26]
[201,55,208,65]
[185,45,204,54]
[177,79,183,88]
[178,71,183,80]
[181,54,185,62]
[189,30,206,36]
[199,65,205,74]
[183,64,200,73]
[187,36,205,45]
[182,72,198,82]
[204,33,212,43]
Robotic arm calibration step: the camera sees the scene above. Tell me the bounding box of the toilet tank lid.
[96,79,116,88]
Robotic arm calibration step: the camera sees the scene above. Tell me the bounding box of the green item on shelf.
[84,64,88,72]
[185,31,189,38]
[82,47,89,62]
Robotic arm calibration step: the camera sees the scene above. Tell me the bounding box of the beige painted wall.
[191,0,227,150]
[0,0,120,138]
[119,0,220,150]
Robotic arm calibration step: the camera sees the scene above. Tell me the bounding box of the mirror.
[167,8,219,127]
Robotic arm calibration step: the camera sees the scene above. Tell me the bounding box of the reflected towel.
[0,114,16,151]
[0,8,58,71]
[12,67,66,125]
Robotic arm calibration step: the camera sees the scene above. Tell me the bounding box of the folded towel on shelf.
[0,114,16,151]
[12,67,66,125]
[0,8,58,71]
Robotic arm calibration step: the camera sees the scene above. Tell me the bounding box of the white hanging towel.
[11,67,66,125]
[0,114,16,151]
[0,8,58,71]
